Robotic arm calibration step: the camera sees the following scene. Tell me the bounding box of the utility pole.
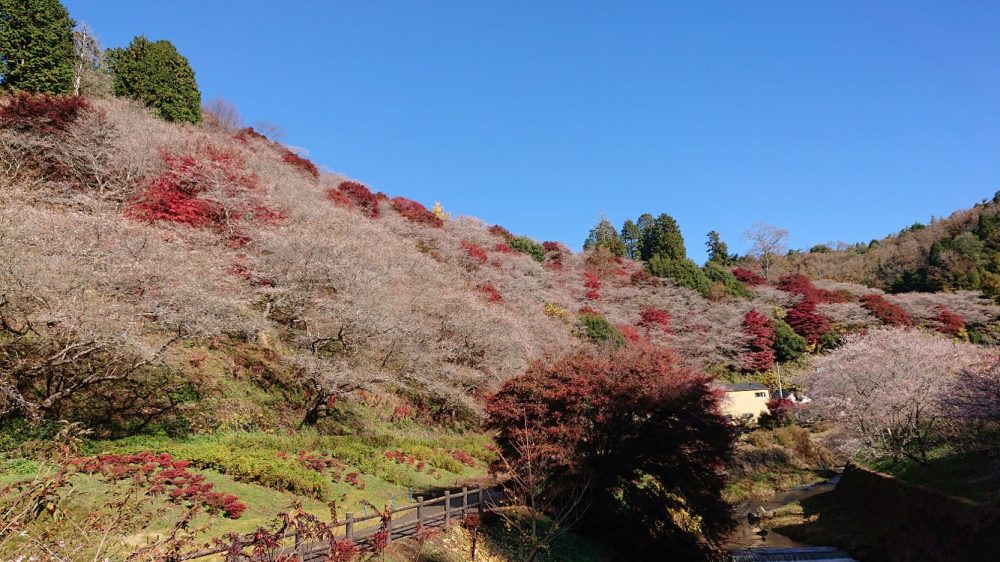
[776,361,784,399]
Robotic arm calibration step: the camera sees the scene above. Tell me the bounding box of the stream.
[723,473,842,552]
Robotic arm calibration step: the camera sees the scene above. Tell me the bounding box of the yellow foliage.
[543,302,568,319]
[432,202,450,220]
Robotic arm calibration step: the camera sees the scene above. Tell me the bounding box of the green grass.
[768,491,879,558]
[864,447,1000,505]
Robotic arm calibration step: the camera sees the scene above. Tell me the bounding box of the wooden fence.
[182,486,489,561]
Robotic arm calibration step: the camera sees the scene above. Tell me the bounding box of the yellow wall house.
[718,383,770,422]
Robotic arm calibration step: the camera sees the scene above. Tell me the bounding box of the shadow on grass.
[770,491,886,562]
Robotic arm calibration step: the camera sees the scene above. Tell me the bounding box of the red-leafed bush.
[585,289,601,301]
[344,472,365,489]
[484,345,736,558]
[935,305,965,337]
[0,93,90,134]
[234,126,267,143]
[578,306,599,315]
[861,294,913,327]
[449,449,477,467]
[616,323,645,344]
[494,242,516,254]
[390,197,443,227]
[742,310,775,371]
[280,149,319,180]
[759,397,794,428]
[329,180,383,218]
[128,146,282,240]
[328,539,360,562]
[732,268,766,286]
[583,272,601,290]
[785,297,830,344]
[488,224,514,241]
[639,307,671,331]
[778,273,850,304]
[462,241,488,265]
[630,269,658,287]
[478,284,503,303]
[70,452,245,518]
[543,241,562,252]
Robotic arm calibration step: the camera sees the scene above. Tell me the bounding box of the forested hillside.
[3,2,1000,561]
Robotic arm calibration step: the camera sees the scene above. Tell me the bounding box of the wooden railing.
[182,486,488,560]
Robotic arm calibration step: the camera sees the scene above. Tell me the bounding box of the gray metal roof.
[719,382,769,392]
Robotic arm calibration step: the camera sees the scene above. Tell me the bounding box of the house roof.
[718,383,769,392]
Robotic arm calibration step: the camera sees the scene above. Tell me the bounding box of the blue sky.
[65,1,1000,260]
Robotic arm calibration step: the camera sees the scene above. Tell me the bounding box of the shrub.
[70,452,246,518]
[0,93,90,134]
[785,297,830,344]
[509,236,546,262]
[127,146,282,240]
[742,310,775,372]
[758,397,794,429]
[576,312,625,348]
[704,261,752,298]
[732,268,766,286]
[494,242,516,254]
[461,241,488,265]
[488,224,514,241]
[281,149,319,180]
[648,256,713,295]
[331,181,382,218]
[860,294,913,327]
[484,345,736,558]
[778,273,850,304]
[935,305,966,337]
[543,303,568,319]
[773,318,807,362]
[390,197,443,227]
[542,241,562,252]
[616,323,644,344]
[638,307,671,331]
[629,269,658,287]
[478,284,503,304]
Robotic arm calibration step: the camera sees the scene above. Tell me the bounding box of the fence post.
[386,510,393,544]
[461,487,469,517]
[345,513,354,541]
[293,529,301,555]
[444,490,452,526]
[478,489,484,517]
[417,496,425,526]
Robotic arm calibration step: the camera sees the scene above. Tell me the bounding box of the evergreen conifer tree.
[108,36,201,123]
[0,0,75,94]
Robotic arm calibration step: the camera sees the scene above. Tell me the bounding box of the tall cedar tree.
[108,36,201,123]
[706,230,731,265]
[484,345,736,560]
[0,0,75,94]
[621,219,642,259]
[642,213,687,262]
[583,218,626,257]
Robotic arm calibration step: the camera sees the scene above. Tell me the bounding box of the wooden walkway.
[182,487,489,560]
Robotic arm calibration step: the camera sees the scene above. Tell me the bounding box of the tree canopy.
[484,345,736,560]
[583,218,626,257]
[108,36,201,123]
[0,0,75,94]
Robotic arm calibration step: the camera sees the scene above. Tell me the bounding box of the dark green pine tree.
[706,230,731,265]
[584,218,627,257]
[0,0,75,94]
[621,219,642,259]
[642,213,686,262]
[108,36,201,123]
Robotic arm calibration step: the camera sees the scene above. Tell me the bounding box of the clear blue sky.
[65,1,1000,260]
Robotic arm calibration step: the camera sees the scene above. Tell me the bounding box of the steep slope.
[3,94,999,436]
